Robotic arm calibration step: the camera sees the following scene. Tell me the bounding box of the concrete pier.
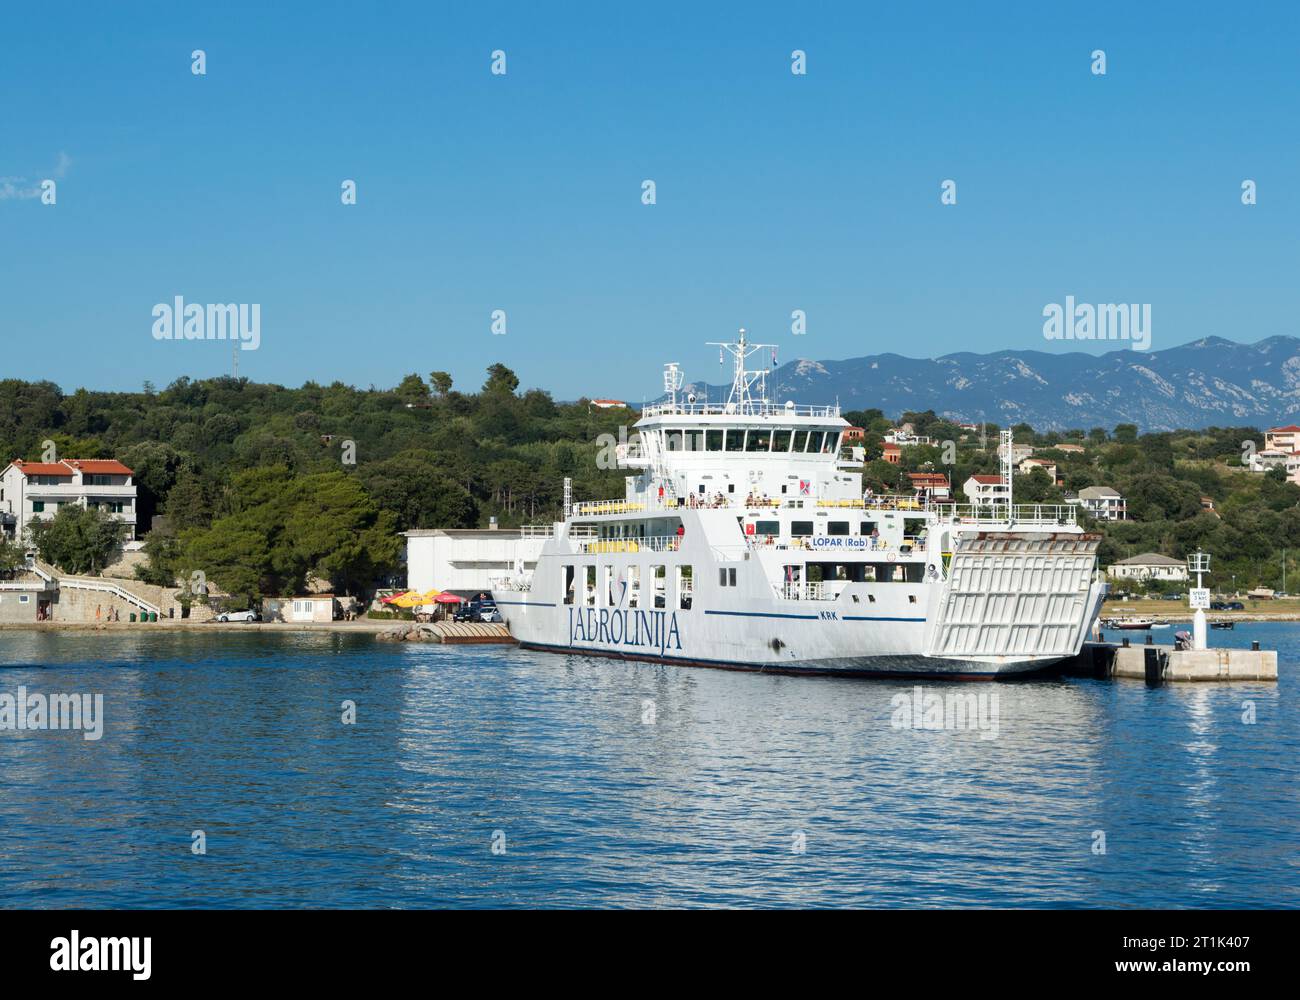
[376,622,517,644]
[1061,642,1277,682]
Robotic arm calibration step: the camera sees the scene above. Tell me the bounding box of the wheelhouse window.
[821,431,839,454]
[724,429,745,452]
[705,429,724,451]
[792,430,809,452]
[806,431,825,453]
[746,428,772,451]
[772,429,792,452]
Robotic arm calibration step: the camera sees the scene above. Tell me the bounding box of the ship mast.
[707,328,778,415]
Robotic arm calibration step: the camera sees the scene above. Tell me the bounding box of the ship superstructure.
[493,331,1105,677]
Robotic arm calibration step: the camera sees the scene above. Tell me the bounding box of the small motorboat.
[1210,620,1235,630]
[1108,617,1154,630]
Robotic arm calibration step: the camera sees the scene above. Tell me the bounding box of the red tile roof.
[11,461,72,476]
[908,473,950,485]
[1268,425,1300,433]
[62,459,133,475]
[8,458,132,477]
[970,474,1004,484]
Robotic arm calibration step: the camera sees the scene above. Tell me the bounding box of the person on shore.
[95,604,102,622]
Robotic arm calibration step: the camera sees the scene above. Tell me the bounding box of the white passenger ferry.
[493,331,1106,678]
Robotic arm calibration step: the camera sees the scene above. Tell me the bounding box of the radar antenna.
[663,362,684,409]
[706,328,779,415]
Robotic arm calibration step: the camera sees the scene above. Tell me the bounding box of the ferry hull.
[516,640,1068,679]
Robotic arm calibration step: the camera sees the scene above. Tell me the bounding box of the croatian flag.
[799,480,811,495]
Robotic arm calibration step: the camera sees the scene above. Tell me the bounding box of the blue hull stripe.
[703,609,926,623]
[704,610,818,620]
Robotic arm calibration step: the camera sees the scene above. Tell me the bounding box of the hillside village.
[2,371,1300,621]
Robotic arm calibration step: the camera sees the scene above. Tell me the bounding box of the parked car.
[216,610,260,623]
[1226,601,1245,611]
[455,597,502,624]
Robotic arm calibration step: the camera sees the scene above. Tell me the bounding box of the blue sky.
[2,1,1297,402]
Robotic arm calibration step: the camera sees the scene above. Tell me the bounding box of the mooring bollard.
[1252,640,1260,651]
[1144,646,1162,686]
[1145,634,1153,645]
[1122,637,1130,648]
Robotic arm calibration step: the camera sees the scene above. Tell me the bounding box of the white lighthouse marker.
[1187,550,1211,650]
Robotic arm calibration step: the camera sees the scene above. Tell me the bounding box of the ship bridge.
[617,330,864,507]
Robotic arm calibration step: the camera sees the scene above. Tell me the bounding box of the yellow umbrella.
[420,589,442,603]
[386,590,424,608]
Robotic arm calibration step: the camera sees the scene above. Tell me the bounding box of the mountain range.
[668,337,1300,432]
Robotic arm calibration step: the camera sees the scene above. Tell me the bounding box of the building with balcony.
[1018,457,1059,482]
[1264,425,1300,453]
[963,474,1009,506]
[907,472,951,501]
[0,458,138,543]
[1077,485,1127,521]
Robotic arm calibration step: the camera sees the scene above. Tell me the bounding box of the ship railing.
[572,499,649,516]
[519,524,556,538]
[577,535,683,554]
[777,581,845,601]
[826,495,935,511]
[490,574,533,592]
[640,401,842,419]
[933,503,1077,526]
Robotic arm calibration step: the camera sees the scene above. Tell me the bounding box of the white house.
[1108,553,1188,582]
[884,428,934,447]
[1264,425,1300,452]
[1077,485,1126,521]
[404,526,551,593]
[963,474,1009,506]
[1018,457,1059,481]
[0,458,138,543]
[1247,447,1291,472]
